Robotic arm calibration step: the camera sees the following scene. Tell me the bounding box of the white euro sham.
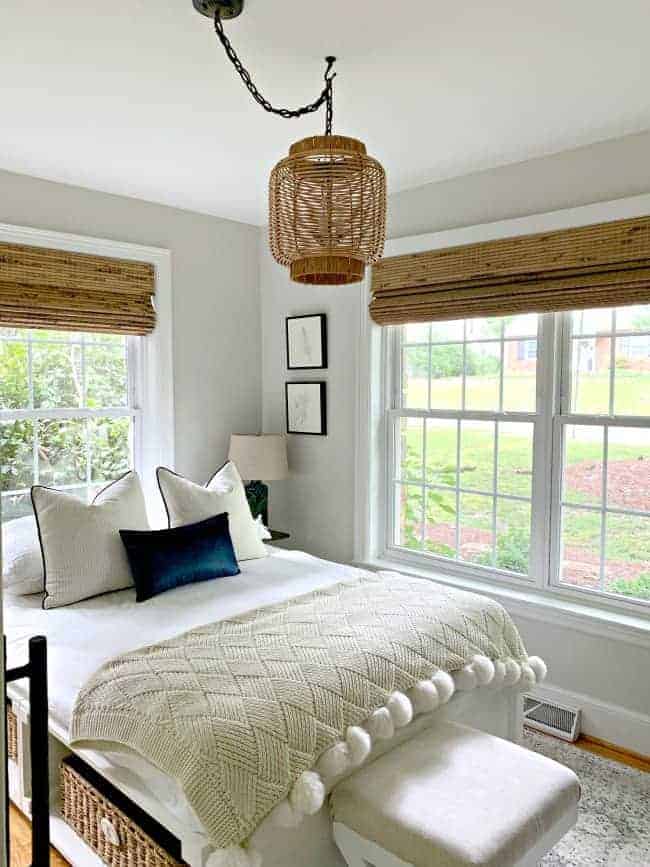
[32,471,150,609]
[156,461,267,561]
[2,515,44,595]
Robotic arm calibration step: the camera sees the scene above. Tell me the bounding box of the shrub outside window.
[0,328,138,522]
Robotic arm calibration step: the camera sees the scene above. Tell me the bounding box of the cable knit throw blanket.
[70,571,546,867]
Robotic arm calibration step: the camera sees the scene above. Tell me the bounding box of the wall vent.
[523,694,581,742]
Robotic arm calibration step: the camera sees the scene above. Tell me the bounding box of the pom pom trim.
[366,706,394,740]
[260,652,547,861]
[346,725,372,766]
[409,679,440,713]
[206,845,262,867]
[386,691,413,727]
[432,670,455,703]
[289,770,325,816]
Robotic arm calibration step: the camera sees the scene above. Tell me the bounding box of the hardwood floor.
[9,805,69,867]
[574,734,650,773]
[7,736,647,865]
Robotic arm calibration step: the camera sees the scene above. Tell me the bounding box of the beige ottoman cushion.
[331,722,580,867]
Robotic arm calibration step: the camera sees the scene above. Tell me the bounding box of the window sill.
[357,553,650,648]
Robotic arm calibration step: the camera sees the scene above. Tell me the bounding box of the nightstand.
[268,530,290,544]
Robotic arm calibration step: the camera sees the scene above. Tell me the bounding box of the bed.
[4,548,524,866]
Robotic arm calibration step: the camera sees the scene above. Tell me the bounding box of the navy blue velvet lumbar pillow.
[120,512,240,602]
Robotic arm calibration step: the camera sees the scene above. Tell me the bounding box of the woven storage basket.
[6,706,18,762]
[61,755,187,866]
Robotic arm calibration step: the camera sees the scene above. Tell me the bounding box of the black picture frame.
[285,314,328,370]
[285,381,327,435]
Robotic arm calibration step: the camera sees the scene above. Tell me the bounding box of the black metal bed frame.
[5,635,50,866]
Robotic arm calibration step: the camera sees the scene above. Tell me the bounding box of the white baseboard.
[530,681,650,757]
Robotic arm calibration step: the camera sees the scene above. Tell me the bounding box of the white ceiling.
[2,1,649,226]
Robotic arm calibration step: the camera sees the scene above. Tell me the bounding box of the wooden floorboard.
[574,734,650,773]
[9,805,69,867]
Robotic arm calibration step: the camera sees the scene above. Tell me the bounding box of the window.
[386,306,650,608]
[0,328,139,522]
[516,339,537,361]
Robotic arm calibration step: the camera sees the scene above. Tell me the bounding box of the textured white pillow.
[157,462,268,561]
[32,471,150,609]
[2,515,44,595]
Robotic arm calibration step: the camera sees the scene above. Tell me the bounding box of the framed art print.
[285,382,327,435]
[286,314,327,370]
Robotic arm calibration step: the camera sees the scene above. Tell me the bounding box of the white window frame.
[355,193,650,623]
[385,315,546,588]
[0,222,175,525]
[549,312,650,608]
[0,329,140,505]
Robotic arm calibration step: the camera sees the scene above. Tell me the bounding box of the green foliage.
[467,348,500,376]
[404,344,500,379]
[0,342,29,408]
[632,311,650,331]
[493,527,529,574]
[400,441,457,549]
[424,540,455,557]
[401,484,422,549]
[607,573,650,600]
[431,345,463,378]
[473,526,530,574]
[1,334,130,521]
[404,345,431,378]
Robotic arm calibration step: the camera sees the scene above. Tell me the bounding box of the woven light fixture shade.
[269,135,387,285]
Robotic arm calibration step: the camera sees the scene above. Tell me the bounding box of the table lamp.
[228,433,289,526]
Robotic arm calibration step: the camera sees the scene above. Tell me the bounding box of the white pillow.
[2,515,44,595]
[32,471,150,609]
[156,462,268,561]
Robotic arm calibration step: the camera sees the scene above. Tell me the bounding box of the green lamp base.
[245,480,268,526]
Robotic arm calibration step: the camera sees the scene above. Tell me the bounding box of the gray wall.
[388,130,650,239]
[0,169,262,483]
[260,242,361,562]
[260,131,650,728]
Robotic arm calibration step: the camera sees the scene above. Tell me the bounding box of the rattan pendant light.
[194,0,387,285]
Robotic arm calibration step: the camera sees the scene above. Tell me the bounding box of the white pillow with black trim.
[32,471,150,609]
[156,461,267,561]
[2,515,44,595]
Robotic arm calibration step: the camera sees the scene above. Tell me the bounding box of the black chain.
[214,12,336,134]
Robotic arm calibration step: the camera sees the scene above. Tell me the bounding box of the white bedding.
[4,548,366,856]
[4,548,520,867]
[4,547,364,732]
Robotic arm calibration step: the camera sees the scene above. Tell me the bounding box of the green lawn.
[399,414,650,599]
[404,372,650,416]
[401,422,533,497]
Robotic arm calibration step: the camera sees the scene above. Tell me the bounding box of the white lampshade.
[228,434,289,481]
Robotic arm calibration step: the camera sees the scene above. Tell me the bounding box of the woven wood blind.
[370,215,650,325]
[0,243,156,335]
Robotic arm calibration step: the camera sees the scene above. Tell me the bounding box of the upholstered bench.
[330,722,580,867]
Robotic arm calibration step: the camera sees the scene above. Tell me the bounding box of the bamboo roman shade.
[370,215,650,325]
[0,242,156,335]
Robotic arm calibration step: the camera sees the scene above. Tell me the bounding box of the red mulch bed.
[406,456,650,589]
[419,521,648,587]
[565,457,650,511]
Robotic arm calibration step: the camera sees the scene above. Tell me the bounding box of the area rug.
[523,730,650,866]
